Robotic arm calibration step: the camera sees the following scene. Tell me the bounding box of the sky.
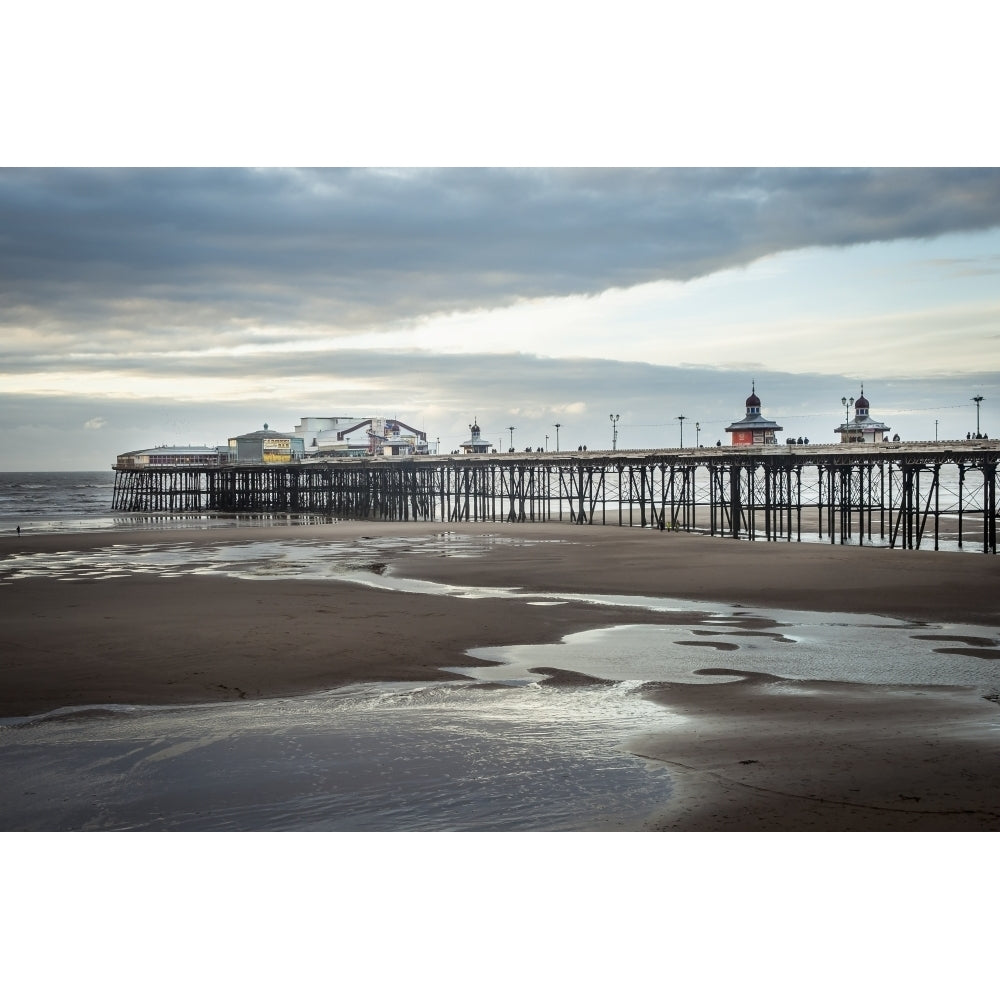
[2,167,998,468]
[2,5,999,470]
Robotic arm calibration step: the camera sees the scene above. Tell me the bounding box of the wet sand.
[2,521,999,830]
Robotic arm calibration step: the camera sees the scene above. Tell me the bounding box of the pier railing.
[112,442,999,553]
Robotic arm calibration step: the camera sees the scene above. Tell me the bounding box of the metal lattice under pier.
[112,444,999,553]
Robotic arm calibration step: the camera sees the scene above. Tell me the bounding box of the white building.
[293,417,359,455]
[294,416,428,456]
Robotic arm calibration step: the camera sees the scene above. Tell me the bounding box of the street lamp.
[554,423,561,451]
[841,396,854,441]
[972,395,985,437]
[695,422,700,447]
[508,426,516,451]
[545,434,549,451]
[609,414,620,451]
[677,415,686,448]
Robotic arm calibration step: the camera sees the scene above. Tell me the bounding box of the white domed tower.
[837,385,891,443]
[724,382,783,446]
[460,418,493,454]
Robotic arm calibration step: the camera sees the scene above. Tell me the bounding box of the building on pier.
[298,416,429,456]
[725,384,783,446]
[293,416,359,456]
[836,388,891,443]
[228,425,305,463]
[460,418,493,454]
[292,416,429,457]
[377,420,429,456]
[115,445,231,468]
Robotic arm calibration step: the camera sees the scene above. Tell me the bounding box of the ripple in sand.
[674,640,740,651]
[932,648,1000,660]
[691,629,796,644]
[911,634,998,648]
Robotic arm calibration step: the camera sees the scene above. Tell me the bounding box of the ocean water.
[0,470,118,532]
[0,470,335,536]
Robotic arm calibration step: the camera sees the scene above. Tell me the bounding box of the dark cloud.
[2,168,999,343]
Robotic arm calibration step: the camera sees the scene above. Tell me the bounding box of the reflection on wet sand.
[2,525,1000,830]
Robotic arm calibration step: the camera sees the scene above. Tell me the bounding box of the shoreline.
[2,520,999,715]
[3,518,999,620]
[3,521,1000,830]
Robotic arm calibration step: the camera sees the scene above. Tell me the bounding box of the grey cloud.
[2,168,999,347]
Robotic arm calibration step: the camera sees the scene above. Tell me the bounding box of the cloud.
[3,168,999,351]
[83,417,107,429]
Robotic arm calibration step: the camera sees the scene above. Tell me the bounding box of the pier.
[112,442,999,553]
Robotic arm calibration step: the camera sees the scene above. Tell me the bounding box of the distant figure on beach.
[16,525,20,536]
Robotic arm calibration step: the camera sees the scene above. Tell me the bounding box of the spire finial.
[752,379,756,394]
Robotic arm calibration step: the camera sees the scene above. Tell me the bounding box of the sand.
[2,520,999,830]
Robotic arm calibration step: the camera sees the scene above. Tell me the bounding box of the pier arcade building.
[115,445,230,468]
[228,426,305,463]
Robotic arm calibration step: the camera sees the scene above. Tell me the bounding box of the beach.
[2,520,999,830]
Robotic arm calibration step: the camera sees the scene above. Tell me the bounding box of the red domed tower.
[724,382,783,446]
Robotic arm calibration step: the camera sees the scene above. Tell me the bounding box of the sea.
[2,470,999,832]
[0,469,119,533]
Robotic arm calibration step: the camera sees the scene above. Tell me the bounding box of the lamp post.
[609,414,620,451]
[554,423,561,451]
[677,415,686,448]
[545,434,549,452]
[508,426,515,451]
[841,396,854,441]
[695,422,700,447]
[972,395,984,436]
